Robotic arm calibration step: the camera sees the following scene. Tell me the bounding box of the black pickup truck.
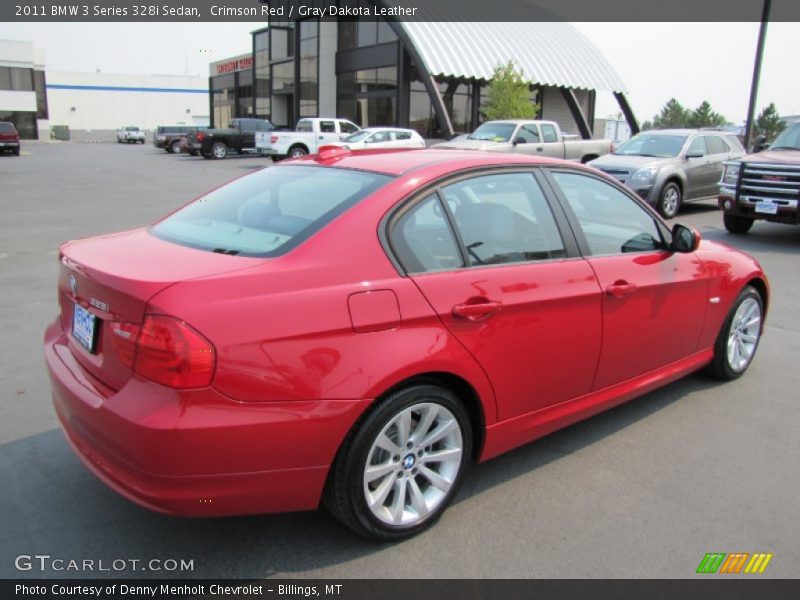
[189,118,275,159]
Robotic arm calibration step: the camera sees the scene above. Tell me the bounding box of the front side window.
[151,166,392,257]
[340,121,359,134]
[687,136,707,156]
[442,173,566,266]
[551,171,666,256]
[517,125,540,143]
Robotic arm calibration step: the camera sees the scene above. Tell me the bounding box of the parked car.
[256,117,360,159]
[116,126,146,144]
[187,118,275,159]
[330,127,426,151]
[45,147,768,540]
[718,121,800,233]
[0,122,20,156]
[435,120,612,164]
[590,129,746,219]
[154,125,206,154]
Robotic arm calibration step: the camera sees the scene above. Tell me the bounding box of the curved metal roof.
[397,22,627,93]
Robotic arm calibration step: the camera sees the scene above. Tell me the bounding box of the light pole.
[743,0,772,151]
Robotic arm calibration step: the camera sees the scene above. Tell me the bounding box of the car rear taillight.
[109,316,215,388]
[196,132,205,142]
[270,134,279,144]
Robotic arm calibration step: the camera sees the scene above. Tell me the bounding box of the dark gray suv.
[589,129,746,218]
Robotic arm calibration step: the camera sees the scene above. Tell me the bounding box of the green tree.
[480,60,539,121]
[640,120,653,131]
[688,101,727,128]
[753,103,786,144]
[652,98,690,129]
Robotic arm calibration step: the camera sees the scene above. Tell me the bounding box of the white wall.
[541,87,593,137]
[0,39,34,68]
[46,71,209,140]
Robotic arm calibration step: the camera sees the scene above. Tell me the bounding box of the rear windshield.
[0,122,16,133]
[151,165,392,257]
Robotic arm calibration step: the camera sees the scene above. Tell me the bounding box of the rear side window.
[443,173,566,265]
[151,166,392,257]
[395,131,411,140]
[320,121,336,133]
[392,194,463,273]
[551,171,666,256]
[0,122,15,133]
[296,120,313,132]
[706,136,728,154]
[541,124,558,143]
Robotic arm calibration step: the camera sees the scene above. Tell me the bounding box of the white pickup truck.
[256,117,360,159]
[436,119,612,163]
[116,126,146,144]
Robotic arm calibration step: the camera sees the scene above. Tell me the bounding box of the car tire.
[190,150,198,157]
[170,141,181,154]
[288,146,308,158]
[13,148,20,156]
[657,181,682,219]
[707,286,763,381]
[324,384,472,541]
[211,142,227,159]
[723,213,754,235]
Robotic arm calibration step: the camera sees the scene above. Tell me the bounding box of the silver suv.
[589,129,746,218]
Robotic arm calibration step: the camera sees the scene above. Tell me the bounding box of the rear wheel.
[201,150,212,159]
[13,147,20,156]
[723,213,754,234]
[657,181,682,219]
[707,286,763,380]
[211,142,228,159]
[288,145,308,158]
[170,140,181,154]
[325,384,471,540]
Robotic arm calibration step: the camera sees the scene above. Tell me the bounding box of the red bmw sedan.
[45,147,768,539]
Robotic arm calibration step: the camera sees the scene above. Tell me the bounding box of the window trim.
[381,166,583,277]
[540,167,672,258]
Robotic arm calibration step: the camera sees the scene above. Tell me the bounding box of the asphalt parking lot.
[1,141,798,579]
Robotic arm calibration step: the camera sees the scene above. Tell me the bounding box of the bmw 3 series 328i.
[45,147,768,540]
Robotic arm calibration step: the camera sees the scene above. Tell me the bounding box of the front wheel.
[723,213,754,234]
[325,385,472,540]
[707,286,763,380]
[170,140,181,154]
[657,182,682,219]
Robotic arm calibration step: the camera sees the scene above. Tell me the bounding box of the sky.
[2,21,798,124]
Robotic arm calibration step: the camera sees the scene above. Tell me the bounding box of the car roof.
[360,127,418,133]
[640,129,698,135]
[293,148,575,177]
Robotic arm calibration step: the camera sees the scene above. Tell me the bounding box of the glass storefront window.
[0,67,34,91]
[270,24,294,61]
[34,70,48,119]
[0,111,36,139]
[299,19,318,118]
[338,67,397,128]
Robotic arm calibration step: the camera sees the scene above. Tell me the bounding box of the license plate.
[72,303,97,353]
[755,200,779,215]
[0,142,6,146]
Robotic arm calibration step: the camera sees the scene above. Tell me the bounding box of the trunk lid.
[58,228,259,390]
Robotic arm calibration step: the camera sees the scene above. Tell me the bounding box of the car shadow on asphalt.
[0,373,721,579]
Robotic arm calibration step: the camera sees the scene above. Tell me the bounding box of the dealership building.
[209,19,635,138]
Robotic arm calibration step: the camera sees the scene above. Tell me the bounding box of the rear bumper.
[44,319,370,517]
[0,140,20,148]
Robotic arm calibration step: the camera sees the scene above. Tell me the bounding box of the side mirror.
[670,224,701,253]
[686,149,704,159]
[513,136,526,146]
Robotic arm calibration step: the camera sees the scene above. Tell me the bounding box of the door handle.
[605,281,637,298]
[319,135,325,139]
[536,147,543,152]
[452,300,502,320]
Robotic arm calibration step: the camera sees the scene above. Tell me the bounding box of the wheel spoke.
[407,478,429,518]
[375,433,402,455]
[367,471,395,509]
[412,404,439,442]
[419,465,452,492]
[742,333,758,344]
[365,461,396,483]
[743,316,761,330]
[421,419,457,447]
[389,478,407,524]
[421,447,462,464]
[395,410,412,448]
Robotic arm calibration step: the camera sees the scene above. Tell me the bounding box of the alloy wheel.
[362,402,463,527]
[726,297,761,372]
